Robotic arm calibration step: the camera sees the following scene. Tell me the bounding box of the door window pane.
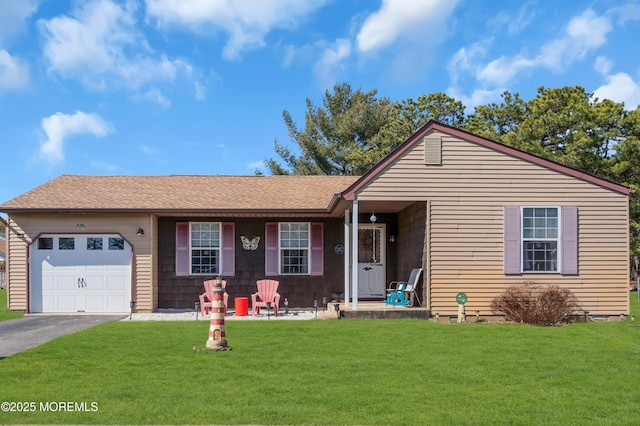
[38,238,53,250]
[59,238,75,250]
[109,237,125,250]
[87,237,103,250]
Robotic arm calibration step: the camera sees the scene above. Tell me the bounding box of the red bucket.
[235,297,249,316]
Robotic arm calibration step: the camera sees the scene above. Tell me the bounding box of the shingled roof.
[0,175,360,216]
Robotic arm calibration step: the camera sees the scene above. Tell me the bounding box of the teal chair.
[384,268,423,307]
[384,282,411,306]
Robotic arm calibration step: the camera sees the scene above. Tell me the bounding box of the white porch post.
[351,197,359,310]
[344,209,351,307]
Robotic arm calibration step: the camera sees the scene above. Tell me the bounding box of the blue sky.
[1,0,640,203]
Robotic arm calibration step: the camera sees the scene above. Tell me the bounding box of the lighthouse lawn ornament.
[206,276,232,351]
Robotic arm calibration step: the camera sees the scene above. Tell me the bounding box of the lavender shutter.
[310,222,324,276]
[265,222,279,276]
[175,222,189,276]
[561,206,578,275]
[504,206,521,274]
[220,222,235,276]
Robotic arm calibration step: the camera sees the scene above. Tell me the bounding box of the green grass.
[0,293,638,425]
[0,289,24,321]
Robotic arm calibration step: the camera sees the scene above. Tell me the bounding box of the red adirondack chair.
[200,279,228,316]
[251,279,280,316]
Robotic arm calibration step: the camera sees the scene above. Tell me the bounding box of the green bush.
[490,282,580,325]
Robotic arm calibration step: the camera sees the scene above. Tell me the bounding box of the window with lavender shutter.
[175,222,189,276]
[310,222,324,276]
[220,222,235,276]
[265,222,278,276]
[504,206,521,274]
[561,206,578,274]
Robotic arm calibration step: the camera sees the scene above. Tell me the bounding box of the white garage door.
[30,235,132,313]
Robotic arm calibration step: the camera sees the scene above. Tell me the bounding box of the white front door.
[30,235,132,313]
[357,224,386,298]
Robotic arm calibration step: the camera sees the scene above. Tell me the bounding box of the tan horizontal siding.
[361,131,630,316]
[6,213,155,313]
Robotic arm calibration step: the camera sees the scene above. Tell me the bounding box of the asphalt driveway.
[0,315,125,359]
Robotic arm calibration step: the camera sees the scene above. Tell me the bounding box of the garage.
[29,234,132,313]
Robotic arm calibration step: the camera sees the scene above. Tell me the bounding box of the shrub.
[490,282,580,326]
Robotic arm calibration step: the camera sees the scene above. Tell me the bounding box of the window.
[504,206,578,275]
[279,223,309,274]
[38,238,53,250]
[59,237,75,250]
[87,238,103,250]
[109,237,124,250]
[190,222,220,275]
[265,222,324,276]
[175,222,235,277]
[522,208,558,272]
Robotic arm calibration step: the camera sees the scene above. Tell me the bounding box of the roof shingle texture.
[0,175,360,212]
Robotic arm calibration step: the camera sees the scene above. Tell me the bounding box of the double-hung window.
[504,206,577,275]
[175,222,235,277]
[265,222,324,276]
[522,207,558,272]
[190,222,220,275]
[279,223,310,274]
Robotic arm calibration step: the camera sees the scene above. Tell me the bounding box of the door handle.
[363,266,372,271]
[78,278,86,288]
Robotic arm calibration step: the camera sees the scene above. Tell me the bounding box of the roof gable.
[341,120,632,199]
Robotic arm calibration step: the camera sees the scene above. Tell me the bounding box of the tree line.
[265,83,640,278]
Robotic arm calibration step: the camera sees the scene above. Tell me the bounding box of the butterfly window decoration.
[240,235,260,251]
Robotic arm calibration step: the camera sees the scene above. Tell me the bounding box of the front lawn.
[0,289,23,321]
[1,294,639,425]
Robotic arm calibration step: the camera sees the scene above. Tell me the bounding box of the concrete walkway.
[0,315,125,359]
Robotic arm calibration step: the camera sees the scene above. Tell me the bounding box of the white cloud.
[0,0,39,46]
[476,55,535,86]
[356,0,460,53]
[489,3,536,35]
[39,111,113,164]
[194,80,206,101]
[314,38,351,87]
[448,41,490,85]
[536,9,612,72]
[451,8,625,103]
[139,144,158,155]
[216,143,229,158]
[144,0,328,61]
[593,58,640,110]
[0,1,37,93]
[447,86,504,112]
[474,9,613,83]
[39,0,193,94]
[90,160,129,174]
[0,50,30,92]
[608,3,640,24]
[247,160,266,170]
[594,56,612,75]
[134,87,171,107]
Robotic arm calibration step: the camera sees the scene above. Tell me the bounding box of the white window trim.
[521,206,562,273]
[278,222,311,275]
[189,222,221,276]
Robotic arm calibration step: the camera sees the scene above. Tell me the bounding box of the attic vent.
[424,135,442,165]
